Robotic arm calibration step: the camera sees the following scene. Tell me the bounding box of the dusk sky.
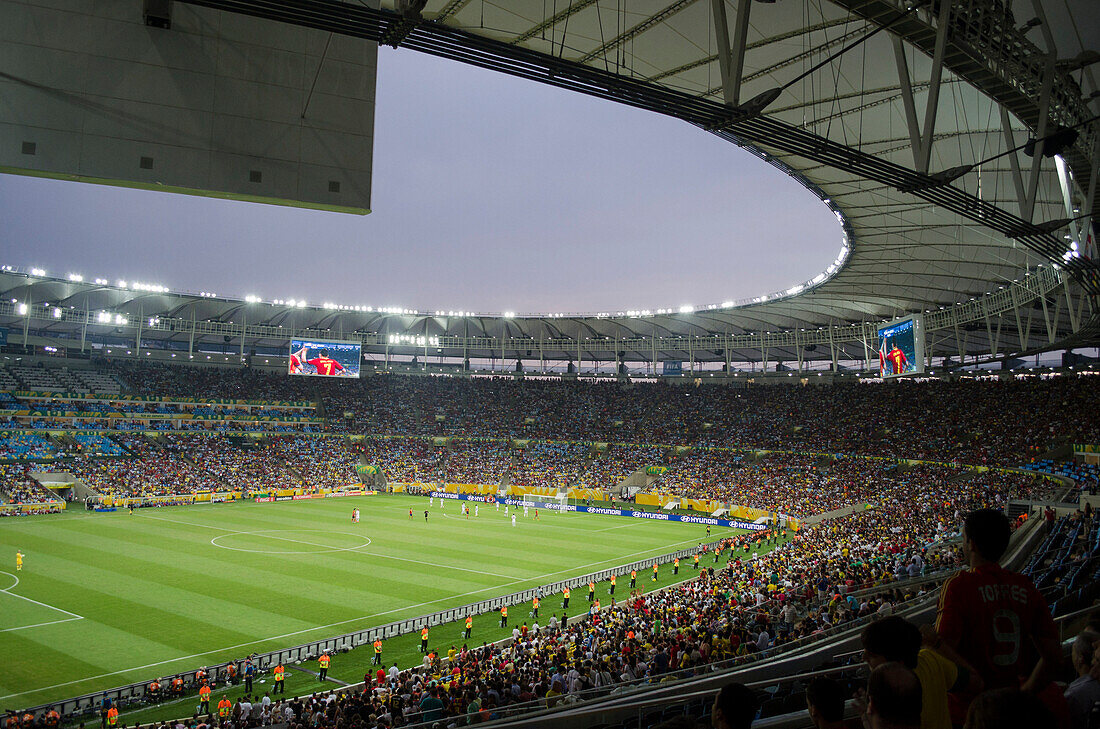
[0,47,843,315]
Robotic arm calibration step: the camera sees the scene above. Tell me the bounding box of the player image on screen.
[288,339,361,378]
[884,341,908,375]
[306,348,344,376]
[876,315,924,378]
[288,346,307,375]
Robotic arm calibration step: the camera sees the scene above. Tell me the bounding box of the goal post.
[521,493,568,511]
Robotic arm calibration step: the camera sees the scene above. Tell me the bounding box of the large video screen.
[288,339,361,378]
[877,315,924,378]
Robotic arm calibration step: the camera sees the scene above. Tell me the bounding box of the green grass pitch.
[0,494,762,718]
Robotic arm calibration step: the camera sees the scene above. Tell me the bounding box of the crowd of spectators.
[0,463,59,504]
[78,363,1100,469]
[441,440,512,486]
[267,436,358,491]
[584,445,663,491]
[360,439,445,485]
[510,442,590,491]
[0,433,57,461]
[67,434,222,497]
[159,435,299,492]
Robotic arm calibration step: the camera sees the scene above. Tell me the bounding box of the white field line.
[0,570,85,632]
[0,519,741,701]
[592,522,640,533]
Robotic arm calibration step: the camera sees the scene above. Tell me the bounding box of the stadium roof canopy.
[1,0,1098,366]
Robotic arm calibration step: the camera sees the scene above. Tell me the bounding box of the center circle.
[210,530,372,554]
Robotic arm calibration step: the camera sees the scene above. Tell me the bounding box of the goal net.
[521,493,568,511]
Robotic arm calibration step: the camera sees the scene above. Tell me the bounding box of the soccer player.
[523,504,529,517]
[430,496,434,507]
[534,508,539,521]
[409,508,413,519]
[318,652,330,681]
[15,550,23,571]
[935,509,1061,720]
[706,525,711,538]
[424,510,429,522]
[288,345,308,374]
[475,505,479,517]
[305,348,345,376]
[886,342,909,375]
[511,513,517,527]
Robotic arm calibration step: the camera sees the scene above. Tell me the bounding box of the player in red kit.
[306,348,345,376]
[288,346,307,374]
[934,509,1061,720]
[886,343,908,375]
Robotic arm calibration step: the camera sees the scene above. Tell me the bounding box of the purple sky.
[0,48,842,314]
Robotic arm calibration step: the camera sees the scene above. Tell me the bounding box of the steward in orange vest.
[272,663,285,694]
[318,653,330,682]
[372,639,383,665]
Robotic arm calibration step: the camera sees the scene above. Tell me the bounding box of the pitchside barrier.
[20,534,739,720]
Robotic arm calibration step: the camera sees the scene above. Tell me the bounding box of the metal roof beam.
[711,0,751,107]
[578,0,699,65]
[511,0,600,46]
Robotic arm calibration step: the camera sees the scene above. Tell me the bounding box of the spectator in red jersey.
[934,509,1063,722]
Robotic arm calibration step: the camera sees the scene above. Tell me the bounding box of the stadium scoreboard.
[877,315,924,378]
[288,339,362,378]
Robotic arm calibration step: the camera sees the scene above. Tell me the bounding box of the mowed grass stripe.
[0,495,738,706]
[15,529,366,627]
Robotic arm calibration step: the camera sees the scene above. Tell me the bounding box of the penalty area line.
[0,570,85,632]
